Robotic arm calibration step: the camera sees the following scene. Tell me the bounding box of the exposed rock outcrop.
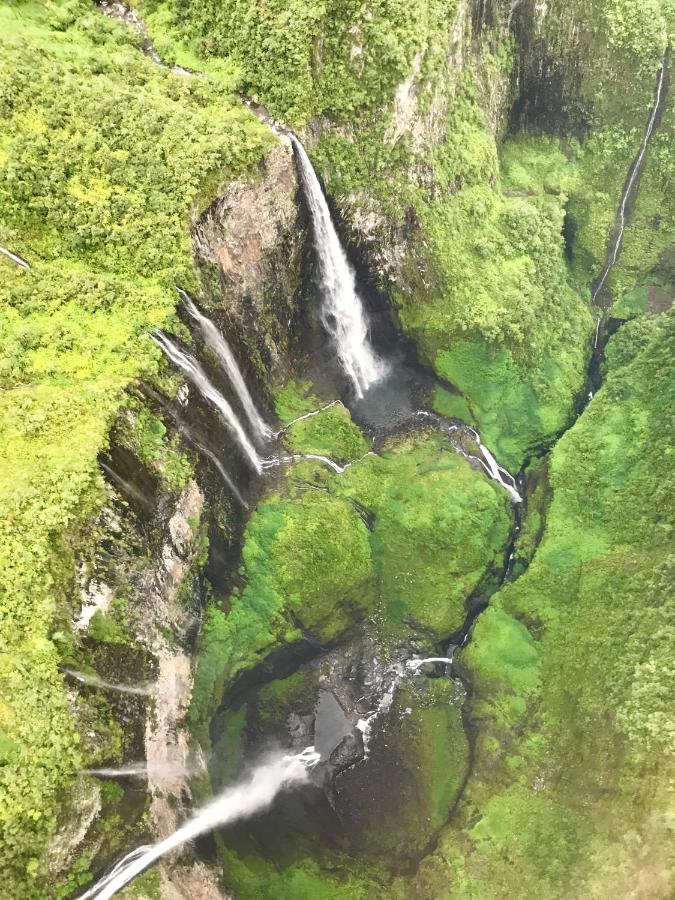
[193,144,303,375]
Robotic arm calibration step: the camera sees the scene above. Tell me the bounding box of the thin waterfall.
[290,135,386,398]
[152,332,262,473]
[179,290,272,445]
[61,668,154,697]
[0,245,30,269]
[78,747,321,900]
[176,423,249,509]
[100,462,151,509]
[142,385,248,509]
[592,59,667,303]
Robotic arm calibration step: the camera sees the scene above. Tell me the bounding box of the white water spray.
[152,332,262,473]
[262,450,375,476]
[475,441,522,504]
[180,291,272,445]
[0,245,30,269]
[592,61,667,302]
[62,668,153,697]
[290,135,386,398]
[593,317,601,349]
[78,747,321,900]
[406,657,453,671]
[416,412,522,502]
[83,764,148,779]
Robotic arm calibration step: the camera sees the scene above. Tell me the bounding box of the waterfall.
[290,135,386,398]
[83,764,149,779]
[0,245,30,269]
[61,668,154,697]
[78,747,321,900]
[152,331,262,473]
[175,421,249,509]
[406,657,453,671]
[592,60,667,302]
[475,442,522,504]
[179,291,272,445]
[100,462,151,509]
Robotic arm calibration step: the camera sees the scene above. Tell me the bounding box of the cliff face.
[192,142,303,376]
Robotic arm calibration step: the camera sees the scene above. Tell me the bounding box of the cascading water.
[78,747,321,900]
[152,331,262,473]
[179,291,273,445]
[100,462,151,509]
[62,668,154,697]
[290,135,386,399]
[592,59,667,303]
[0,244,30,268]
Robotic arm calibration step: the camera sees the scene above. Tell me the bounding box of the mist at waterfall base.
[78,748,320,899]
[291,135,432,431]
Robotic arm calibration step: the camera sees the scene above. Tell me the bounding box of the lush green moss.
[431,386,474,424]
[256,669,318,728]
[0,2,272,891]
[273,379,320,423]
[189,492,372,738]
[333,431,511,637]
[217,846,384,900]
[87,598,130,645]
[274,381,369,463]
[407,135,592,468]
[413,311,675,898]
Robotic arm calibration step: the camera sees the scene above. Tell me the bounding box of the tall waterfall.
[179,291,272,445]
[592,59,667,302]
[290,135,385,398]
[152,332,262,473]
[78,748,320,900]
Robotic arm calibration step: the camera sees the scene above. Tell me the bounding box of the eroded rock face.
[303,0,512,287]
[193,144,302,373]
[57,478,222,894]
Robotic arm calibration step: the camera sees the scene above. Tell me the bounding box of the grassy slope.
[0,2,272,893]
[405,311,674,898]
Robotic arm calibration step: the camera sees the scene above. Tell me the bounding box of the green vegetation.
[0,1,273,892]
[275,381,369,462]
[2,0,673,896]
[145,0,462,125]
[189,491,373,739]
[334,431,511,636]
[190,429,510,742]
[409,311,675,897]
[87,598,130,646]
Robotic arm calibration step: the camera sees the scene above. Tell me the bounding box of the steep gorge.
[0,1,673,898]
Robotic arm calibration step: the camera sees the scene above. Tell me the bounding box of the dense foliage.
[407,311,675,897]
[0,2,271,892]
[190,428,510,734]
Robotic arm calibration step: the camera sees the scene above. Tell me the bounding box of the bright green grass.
[413,311,675,898]
[0,2,272,891]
